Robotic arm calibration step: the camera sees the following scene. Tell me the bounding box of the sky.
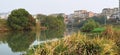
[0,0,119,15]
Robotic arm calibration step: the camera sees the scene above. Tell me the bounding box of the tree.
[81,19,100,32]
[36,14,65,29]
[91,16,106,24]
[36,14,47,26]
[7,8,35,30]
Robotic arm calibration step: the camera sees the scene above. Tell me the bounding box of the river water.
[0,28,79,55]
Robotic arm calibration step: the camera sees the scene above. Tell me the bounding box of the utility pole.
[119,0,120,20]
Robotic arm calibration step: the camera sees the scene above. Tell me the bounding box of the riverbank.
[26,29,120,55]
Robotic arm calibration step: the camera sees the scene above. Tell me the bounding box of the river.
[0,28,79,55]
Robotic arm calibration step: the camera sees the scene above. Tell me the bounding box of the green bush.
[81,19,100,32]
[92,27,105,33]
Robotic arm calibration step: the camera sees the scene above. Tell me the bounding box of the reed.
[26,31,119,55]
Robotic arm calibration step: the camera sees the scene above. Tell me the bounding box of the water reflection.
[0,28,77,55]
[6,32,36,52]
[39,29,64,41]
[0,31,36,55]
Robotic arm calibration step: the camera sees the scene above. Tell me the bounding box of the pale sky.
[0,0,119,15]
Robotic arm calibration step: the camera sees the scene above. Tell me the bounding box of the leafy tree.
[7,8,35,30]
[74,16,106,28]
[36,14,65,29]
[81,19,100,32]
[91,16,106,24]
[36,14,47,26]
[56,15,65,29]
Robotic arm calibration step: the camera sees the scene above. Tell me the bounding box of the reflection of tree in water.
[40,29,64,41]
[0,32,9,43]
[6,32,36,52]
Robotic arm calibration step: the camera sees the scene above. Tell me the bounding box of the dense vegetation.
[26,26,120,55]
[91,16,107,25]
[7,8,35,30]
[71,16,107,28]
[36,14,65,29]
[81,19,100,32]
[0,19,9,32]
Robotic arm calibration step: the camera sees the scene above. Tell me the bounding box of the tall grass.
[26,31,119,55]
[101,25,120,54]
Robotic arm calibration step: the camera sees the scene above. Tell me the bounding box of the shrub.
[26,32,118,55]
[81,19,100,32]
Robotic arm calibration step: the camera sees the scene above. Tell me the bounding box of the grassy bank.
[26,27,120,55]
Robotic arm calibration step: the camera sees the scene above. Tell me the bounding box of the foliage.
[36,14,47,24]
[0,19,9,32]
[81,19,100,32]
[0,19,7,25]
[0,19,8,27]
[37,14,65,29]
[91,27,105,33]
[26,32,118,55]
[7,8,35,30]
[91,16,107,25]
[71,16,106,28]
[71,17,86,27]
[100,25,120,54]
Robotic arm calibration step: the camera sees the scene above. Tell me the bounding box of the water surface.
[0,28,78,55]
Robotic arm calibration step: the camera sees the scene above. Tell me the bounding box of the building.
[102,8,113,17]
[102,8,119,17]
[74,10,95,19]
[110,12,119,19]
[74,10,88,18]
[87,11,94,18]
[113,8,119,14]
[94,13,101,17]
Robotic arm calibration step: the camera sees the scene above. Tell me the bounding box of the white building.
[74,10,88,18]
[74,10,95,19]
[110,12,119,19]
[102,8,119,17]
